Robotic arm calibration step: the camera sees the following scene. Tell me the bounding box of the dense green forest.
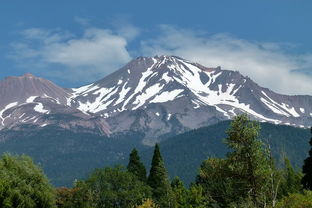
[0,120,309,187]
[1,114,312,207]
[140,121,310,186]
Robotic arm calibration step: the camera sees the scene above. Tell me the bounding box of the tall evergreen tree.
[147,144,176,208]
[127,148,147,182]
[224,114,272,206]
[302,127,312,190]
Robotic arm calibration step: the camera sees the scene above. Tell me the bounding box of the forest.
[1,114,312,208]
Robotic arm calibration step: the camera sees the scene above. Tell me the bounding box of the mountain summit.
[0,56,311,143]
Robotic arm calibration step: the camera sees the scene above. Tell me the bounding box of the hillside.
[140,121,311,186]
[0,121,309,187]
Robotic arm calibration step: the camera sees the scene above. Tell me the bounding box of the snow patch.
[133,83,163,109]
[260,97,290,117]
[122,58,157,109]
[191,100,202,109]
[114,82,131,108]
[26,96,37,103]
[34,103,49,114]
[0,102,18,125]
[300,108,305,113]
[150,89,184,103]
[76,87,115,113]
[261,91,300,117]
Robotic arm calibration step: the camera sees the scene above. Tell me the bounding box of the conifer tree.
[147,144,176,208]
[127,148,147,182]
[224,114,272,206]
[302,127,312,190]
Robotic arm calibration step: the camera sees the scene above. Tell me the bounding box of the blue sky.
[0,1,312,95]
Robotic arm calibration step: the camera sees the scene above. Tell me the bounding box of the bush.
[276,191,312,208]
[73,166,152,208]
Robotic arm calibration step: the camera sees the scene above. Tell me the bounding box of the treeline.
[1,114,312,207]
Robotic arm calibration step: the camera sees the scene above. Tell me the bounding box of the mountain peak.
[22,73,36,78]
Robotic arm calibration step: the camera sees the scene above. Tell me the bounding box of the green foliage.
[127,148,147,182]
[0,121,309,188]
[140,120,310,187]
[134,198,159,208]
[0,153,56,208]
[276,190,312,208]
[171,177,210,208]
[279,158,303,198]
[73,166,152,208]
[301,127,312,190]
[171,177,188,207]
[196,115,275,207]
[147,144,176,208]
[56,187,79,208]
[196,158,235,206]
[225,115,272,204]
[0,126,146,187]
[187,184,211,208]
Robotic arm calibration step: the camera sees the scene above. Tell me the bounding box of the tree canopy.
[0,153,56,208]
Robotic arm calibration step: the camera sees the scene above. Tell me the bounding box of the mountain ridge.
[0,55,311,143]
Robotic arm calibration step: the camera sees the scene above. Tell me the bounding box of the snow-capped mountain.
[0,56,311,143]
[0,74,110,135]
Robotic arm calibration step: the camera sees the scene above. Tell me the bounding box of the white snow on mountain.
[0,55,311,133]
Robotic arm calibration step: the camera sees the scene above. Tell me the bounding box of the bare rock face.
[0,56,311,143]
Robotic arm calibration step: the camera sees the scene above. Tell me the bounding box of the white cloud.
[10,24,312,95]
[11,27,131,83]
[141,25,312,95]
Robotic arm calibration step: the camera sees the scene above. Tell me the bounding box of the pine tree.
[127,148,147,182]
[147,144,176,208]
[302,127,312,190]
[224,114,272,206]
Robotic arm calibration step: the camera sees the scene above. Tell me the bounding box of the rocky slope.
[0,56,311,143]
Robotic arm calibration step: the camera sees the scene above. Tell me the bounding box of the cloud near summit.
[10,25,312,95]
[141,25,312,95]
[11,27,132,83]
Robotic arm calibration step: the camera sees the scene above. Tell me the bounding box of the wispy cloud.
[141,25,312,95]
[9,24,312,95]
[10,27,132,83]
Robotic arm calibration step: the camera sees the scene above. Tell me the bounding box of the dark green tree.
[127,148,147,182]
[0,153,56,208]
[225,114,272,205]
[302,127,312,190]
[196,158,235,206]
[147,144,176,208]
[279,158,302,197]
